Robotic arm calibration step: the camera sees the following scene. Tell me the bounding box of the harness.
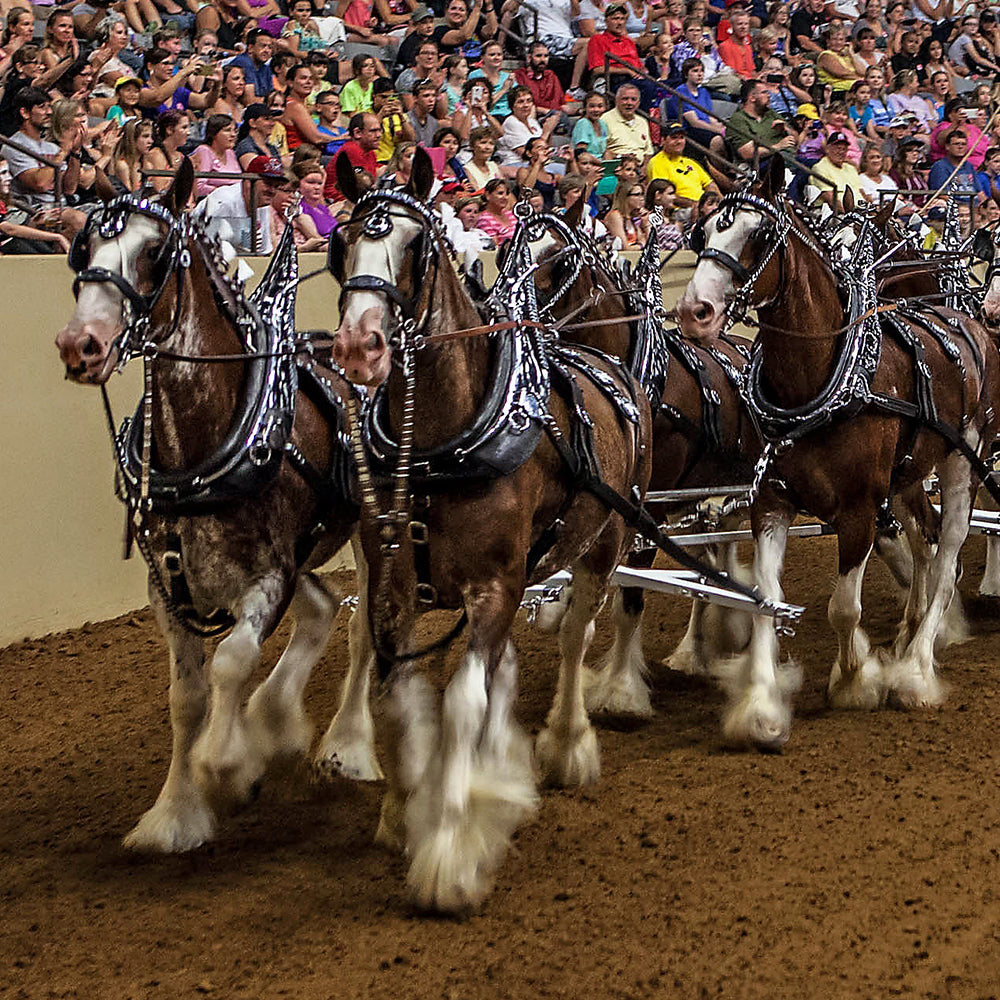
[339,189,796,672]
[698,187,1000,509]
[73,196,357,636]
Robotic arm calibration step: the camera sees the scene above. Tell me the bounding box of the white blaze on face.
[676,208,762,338]
[73,215,162,335]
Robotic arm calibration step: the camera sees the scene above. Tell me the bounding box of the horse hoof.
[122,796,216,854]
[313,740,384,783]
[536,724,600,787]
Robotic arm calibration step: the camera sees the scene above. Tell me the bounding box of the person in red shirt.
[514,41,565,112]
[324,112,382,200]
[569,4,642,96]
[717,6,756,80]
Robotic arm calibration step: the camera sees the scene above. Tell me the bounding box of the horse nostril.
[81,335,101,357]
[694,303,713,323]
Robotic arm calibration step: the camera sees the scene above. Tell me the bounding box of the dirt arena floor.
[4,534,1000,1000]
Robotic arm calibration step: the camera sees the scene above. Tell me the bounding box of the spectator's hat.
[888,115,912,128]
[246,155,286,179]
[115,75,142,90]
[412,4,435,20]
[663,121,685,134]
[983,9,996,22]
[827,130,850,144]
[927,205,947,220]
[795,102,819,120]
[898,136,923,150]
[605,3,629,15]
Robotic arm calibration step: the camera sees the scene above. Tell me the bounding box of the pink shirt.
[476,208,516,246]
[190,144,241,198]
[930,120,987,168]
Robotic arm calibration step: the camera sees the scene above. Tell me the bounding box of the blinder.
[972,226,996,264]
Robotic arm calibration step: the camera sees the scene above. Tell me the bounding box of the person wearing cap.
[236,103,283,168]
[646,122,719,211]
[806,129,862,210]
[580,3,643,95]
[889,136,928,214]
[229,29,275,103]
[396,5,438,68]
[105,76,143,125]
[928,127,978,202]
[601,81,653,163]
[191,154,285,255]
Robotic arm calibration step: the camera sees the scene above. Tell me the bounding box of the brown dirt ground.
[4,536,1000,1000]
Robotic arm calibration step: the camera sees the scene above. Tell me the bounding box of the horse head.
[330,147,443,386]
[677,155,789,340]
[55,158,194,384]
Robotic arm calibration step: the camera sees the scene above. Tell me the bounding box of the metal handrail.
[599,51,832,188]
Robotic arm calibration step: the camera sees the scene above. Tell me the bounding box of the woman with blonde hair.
[111,119,155,193]
[379,140,416,188]
[602,177,649,248]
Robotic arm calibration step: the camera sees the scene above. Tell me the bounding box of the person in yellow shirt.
[805,130,863,210]
[646,123,719,212]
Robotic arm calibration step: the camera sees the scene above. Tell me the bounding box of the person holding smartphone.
[452,76,503,143]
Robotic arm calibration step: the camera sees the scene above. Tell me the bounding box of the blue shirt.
[229,53,272,99]
[675,82,713,124]
[571,116,608,157]
[928,157,977,201]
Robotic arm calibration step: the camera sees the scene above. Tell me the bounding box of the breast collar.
[356,192,551,487]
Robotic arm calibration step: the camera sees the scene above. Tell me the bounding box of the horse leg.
[886,453,976,707]
[717,497,801,749]
[665,595,709,675]
[123,592,215,852]
[405,583,535,913]
[191,574,286,804]
[893,489,936,656]
[977,481,1000,595]
[537,563,605,786]
[583,579,653,720]
[315,537,384,781]
[244,572,337,766]
[825,512,881,710]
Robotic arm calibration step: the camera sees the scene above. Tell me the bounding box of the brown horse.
[328,149,652,913]
[509,205,760,708]
[677,157,1000,747]
[53,159,375,852]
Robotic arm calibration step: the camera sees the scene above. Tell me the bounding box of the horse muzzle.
[676,298,724,342]
[55,321,120,384]
[333,310,392,387]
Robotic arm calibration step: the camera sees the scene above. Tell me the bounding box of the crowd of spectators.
[1,0,998,255]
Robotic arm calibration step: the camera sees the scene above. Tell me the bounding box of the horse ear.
[564,192,585,230]
[874,195,896,229]
[336,152,361,205]
[760,152,785,199]
[161,156,194,215]
[94,166,116,204]
[406,146,435,203]
[327,225,348,283]
[842,184,855,213]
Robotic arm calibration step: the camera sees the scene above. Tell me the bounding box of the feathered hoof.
[936,594,970,650]
[313,735,384,783]
[536,724,600,787]
[406,824,490,916]
[122,794,216,854]
[663,642,708,676]
[827,653,884,711]
[883,656,948,709]
[720,666,801,752]
[582,663,653,720]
